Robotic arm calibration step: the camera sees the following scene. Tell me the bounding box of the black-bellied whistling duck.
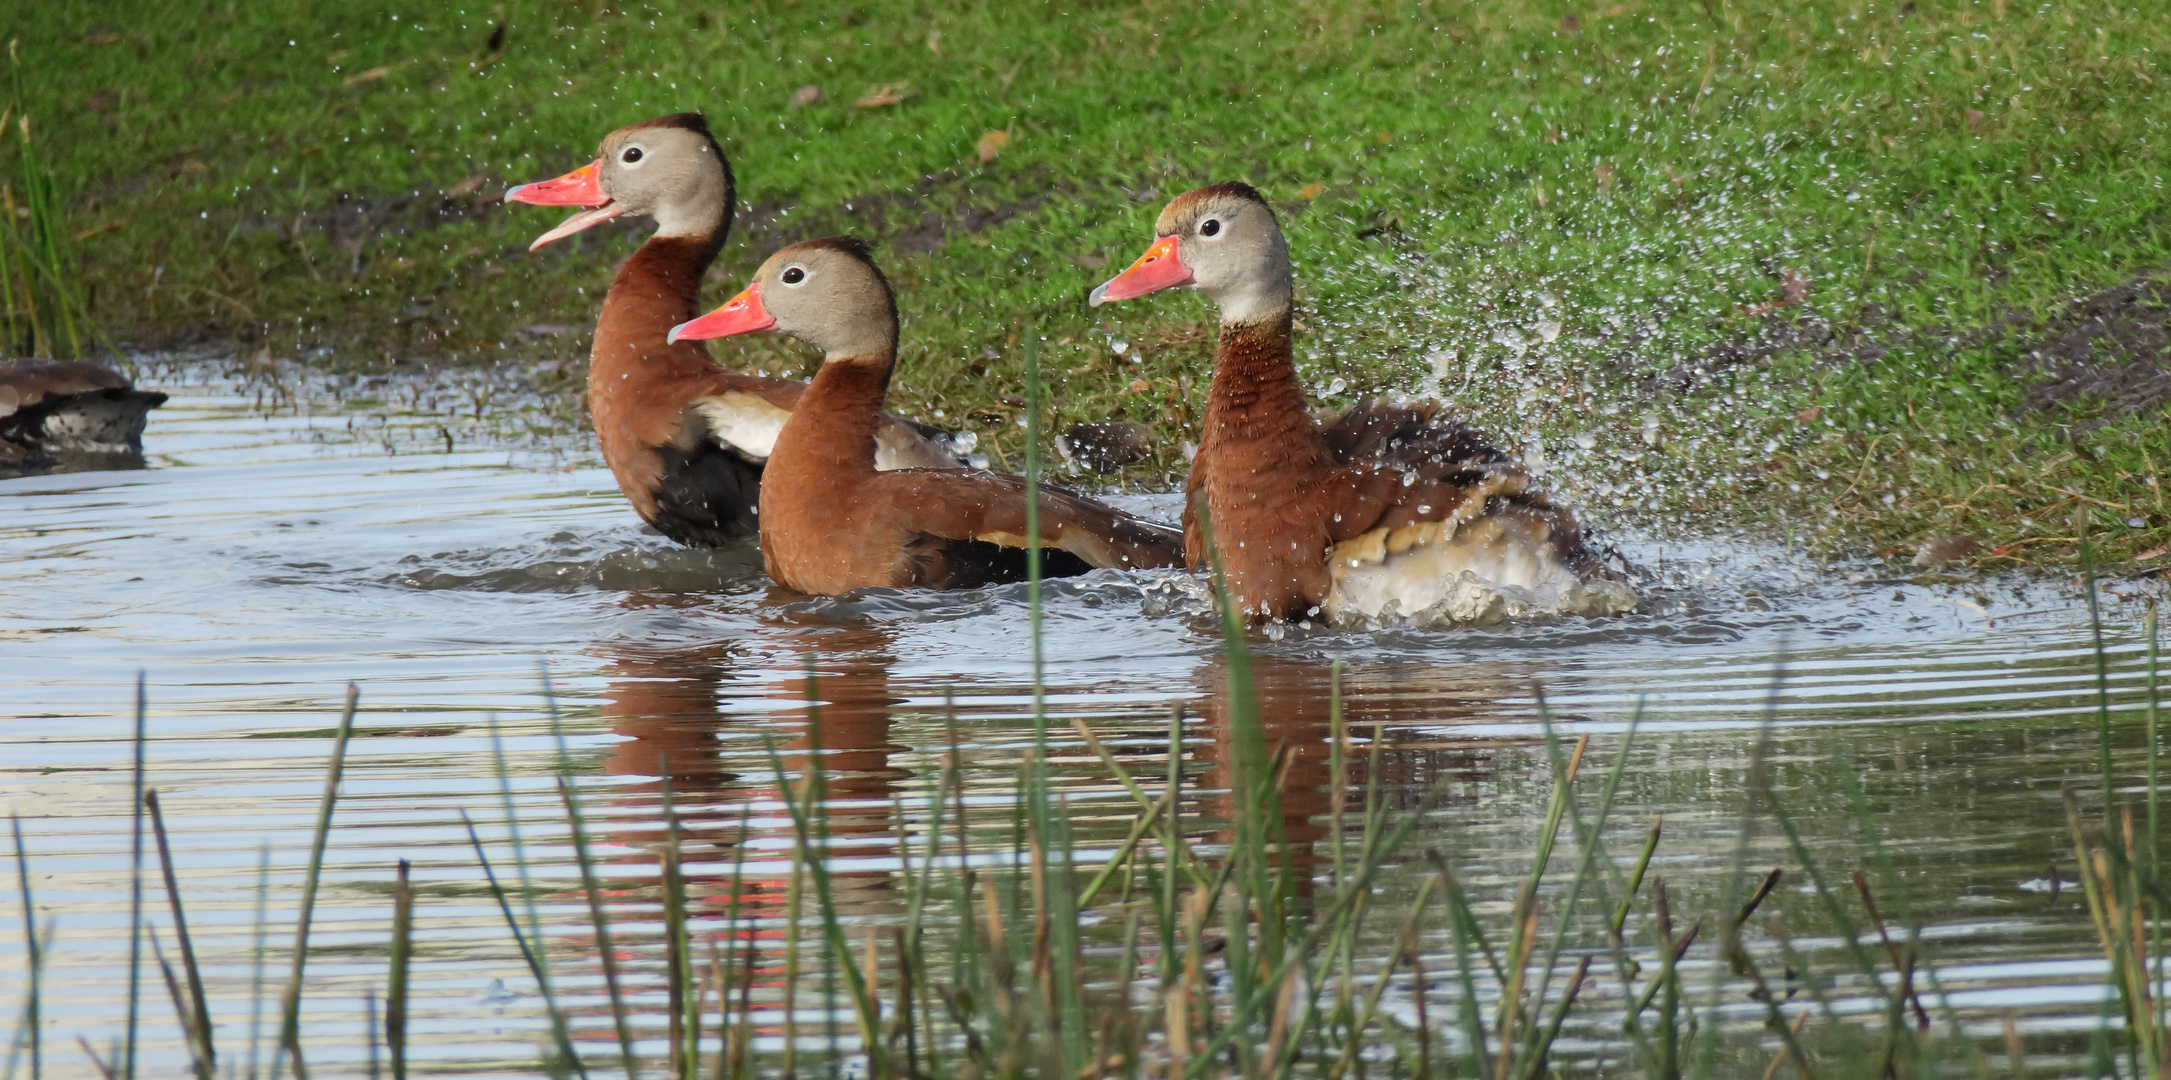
[1090,182,1636,624]
[0,359,166,471]
[506,113,965,546]
[668,237,1186,594]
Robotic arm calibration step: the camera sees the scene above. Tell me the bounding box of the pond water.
[2,359,2165,1077]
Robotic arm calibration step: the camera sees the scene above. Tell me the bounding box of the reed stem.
[8,814,39,1080]
[386,860,411,1080]
[145,790,214,1073]
[270,684,361,1080]
[125,675,147,1080]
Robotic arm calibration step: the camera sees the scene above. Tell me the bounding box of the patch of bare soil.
[209,166,1072,280]
[1649,269,2171,428]
[2005,271,2171,425]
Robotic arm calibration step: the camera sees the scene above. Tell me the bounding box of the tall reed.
[269,685,361,1080]
[0,42,87,359]
[6,814,41,1080]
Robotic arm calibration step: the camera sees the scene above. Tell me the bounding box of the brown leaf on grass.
[1781,267,1810,305]
[790,85,821,107]
[2139,546,2167,561]
[445,173,488,198]
[1745,269,1811,317]
[976,129,1008,164]
[1560,14,1581,32]
[853,84,915,109]
[1795,405,1822,424]
[1298,182,1325,201]
[1965,108,1985,129]
[344,66,391,87]
[1593,161,1615,193]
[1912,536,1983,567]
[72,219,128,242]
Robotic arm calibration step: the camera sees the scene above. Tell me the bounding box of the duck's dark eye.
[1200,219,1221,237]
[781,266,806,285]
[621,146,644,163]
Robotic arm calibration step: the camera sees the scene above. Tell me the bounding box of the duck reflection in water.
[591,615,912,916]
[577,610,915,1058]
[1190,651,1508,897]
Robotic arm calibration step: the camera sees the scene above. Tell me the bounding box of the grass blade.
[126,675,147,1080]
[246,843,269,1080]
[457,812,583,1076]
[554,775,638,1078]
[269,684,360,1080]
[386,860,411,1080]
[149,926,212,1080]
[7,814,40,1080]
[144,790,215,1073]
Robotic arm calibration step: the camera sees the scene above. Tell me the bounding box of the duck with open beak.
[503,159,625,251]
[499,114,970,549]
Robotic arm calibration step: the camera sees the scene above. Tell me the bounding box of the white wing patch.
[699,394,970,472]
[1325,513,1636,626]
[695,393,791,462]
[874,423,971,470]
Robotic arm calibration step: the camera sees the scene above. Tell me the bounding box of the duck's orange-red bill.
[668,283,774,343]
[504,160,605,206]
[1088,235,1191,306]
[506,159,625,251]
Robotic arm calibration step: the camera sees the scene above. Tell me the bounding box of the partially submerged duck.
[670,237,1186,594]
[1091,182,1634,624]
[506,113,965,547]
[0,359,167,471]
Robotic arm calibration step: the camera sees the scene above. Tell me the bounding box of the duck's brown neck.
[589,215,731,381]
[1204,309,1329,466]
[611,228,723,322]
[775,352,895,472]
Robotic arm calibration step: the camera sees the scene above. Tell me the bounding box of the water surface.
[3,361,2163,1076]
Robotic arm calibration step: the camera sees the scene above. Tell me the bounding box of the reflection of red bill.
[1087,235,1191,306]
[504,160,623,250]
[668,283,774,344]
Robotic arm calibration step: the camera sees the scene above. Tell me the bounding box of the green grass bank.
[5,0,2170,562]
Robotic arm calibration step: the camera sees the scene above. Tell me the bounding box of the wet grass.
[2,0,2169,561]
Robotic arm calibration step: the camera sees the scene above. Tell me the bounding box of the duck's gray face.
[1090,182,1293,324]
[506,115,728,250]
[668,239,897,361]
